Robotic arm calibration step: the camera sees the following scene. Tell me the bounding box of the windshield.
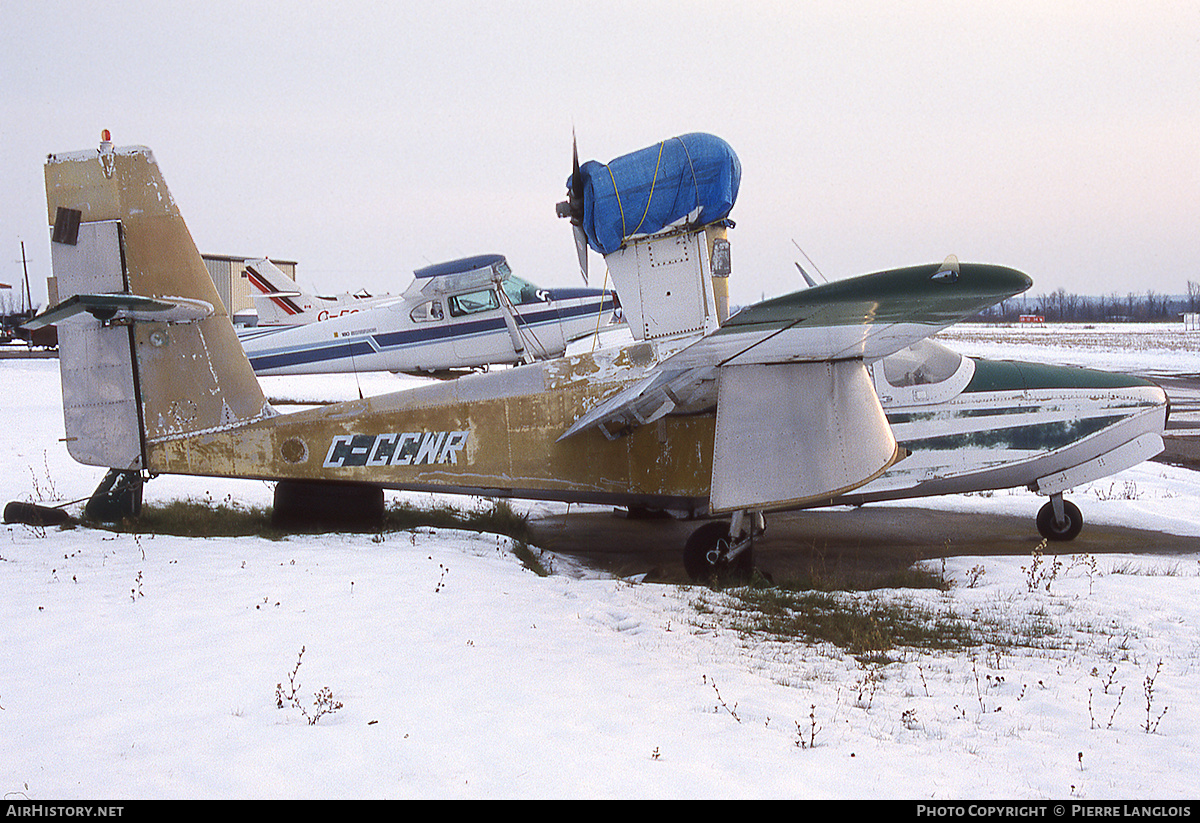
[500,275,542,306]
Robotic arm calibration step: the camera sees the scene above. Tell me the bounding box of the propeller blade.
[573,224,589,284]
[571,131,583,217]
[568,130,588,283]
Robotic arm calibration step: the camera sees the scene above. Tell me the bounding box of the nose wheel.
[1036,494,1083,542]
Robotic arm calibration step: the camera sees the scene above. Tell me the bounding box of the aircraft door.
[448,287,521,363]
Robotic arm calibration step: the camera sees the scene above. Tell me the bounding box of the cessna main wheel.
[1036,498,1083,542]
[683,521,754,582]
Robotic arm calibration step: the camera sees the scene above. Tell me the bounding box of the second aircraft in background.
[237,253,621,376]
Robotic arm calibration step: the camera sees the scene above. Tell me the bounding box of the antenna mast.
[20,241,32,315]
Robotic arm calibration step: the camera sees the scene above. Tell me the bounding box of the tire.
[1037,499,1083,542]
[273,480,384,531]
[683,521,754,583]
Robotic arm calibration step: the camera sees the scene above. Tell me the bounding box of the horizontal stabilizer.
[23,293,214,329]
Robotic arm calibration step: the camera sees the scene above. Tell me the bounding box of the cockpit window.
[881,339,962,388]
[447,288,500,317]
[500,275,542,306]
[410,300,443,322]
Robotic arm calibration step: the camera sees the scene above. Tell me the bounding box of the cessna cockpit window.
[881,339,962,388]
[500,275,542,306]
[448,288,500,317]
[410,300,444,322]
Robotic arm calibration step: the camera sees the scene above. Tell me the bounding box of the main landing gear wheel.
[1036,497,1083,542]
[683,521,755,583]
[273,480,385,531]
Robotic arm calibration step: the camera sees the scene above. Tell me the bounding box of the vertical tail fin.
[244,258,307,325]
[41,141,271,471]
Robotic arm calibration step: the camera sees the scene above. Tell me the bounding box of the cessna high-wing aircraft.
[22,134,1167,580]
[238,254,624,376]
[237,253,621,375]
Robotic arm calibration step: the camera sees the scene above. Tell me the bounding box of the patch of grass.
[109,499,279,538]
[511,542,552,577]
[383,498,531,544]
[703,569,1062,661]
[719,585,980,662]
[106,495,535,557]
[747,543,954,593]
[772,560,951,593]
[1108,559,1190,577]
[386,498,547,575]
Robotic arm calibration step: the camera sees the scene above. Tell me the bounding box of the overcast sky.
[3,1,1197,308]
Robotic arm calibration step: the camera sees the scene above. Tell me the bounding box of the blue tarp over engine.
[574,133,741,255]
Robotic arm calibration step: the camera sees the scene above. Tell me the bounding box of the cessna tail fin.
[40,139,271,471]
[244,258,306,325]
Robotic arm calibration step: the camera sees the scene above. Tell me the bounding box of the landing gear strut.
[682,510,765,582]
[85,469,143,522]
[1036,493,1083,542]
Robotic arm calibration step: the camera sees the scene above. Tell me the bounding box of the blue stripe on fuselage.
[246,297,615,372]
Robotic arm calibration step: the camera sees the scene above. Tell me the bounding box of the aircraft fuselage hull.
[146,337,1168,515]
[148,342,717,511]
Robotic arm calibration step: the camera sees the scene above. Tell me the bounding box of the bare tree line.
[978,281,1200,323]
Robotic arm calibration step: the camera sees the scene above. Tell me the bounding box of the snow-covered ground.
[937,322,1199,379]
[2,326,1199,799]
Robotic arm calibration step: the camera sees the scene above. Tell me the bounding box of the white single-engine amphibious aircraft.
[19,133,1168,580]
[237,253,621,376]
